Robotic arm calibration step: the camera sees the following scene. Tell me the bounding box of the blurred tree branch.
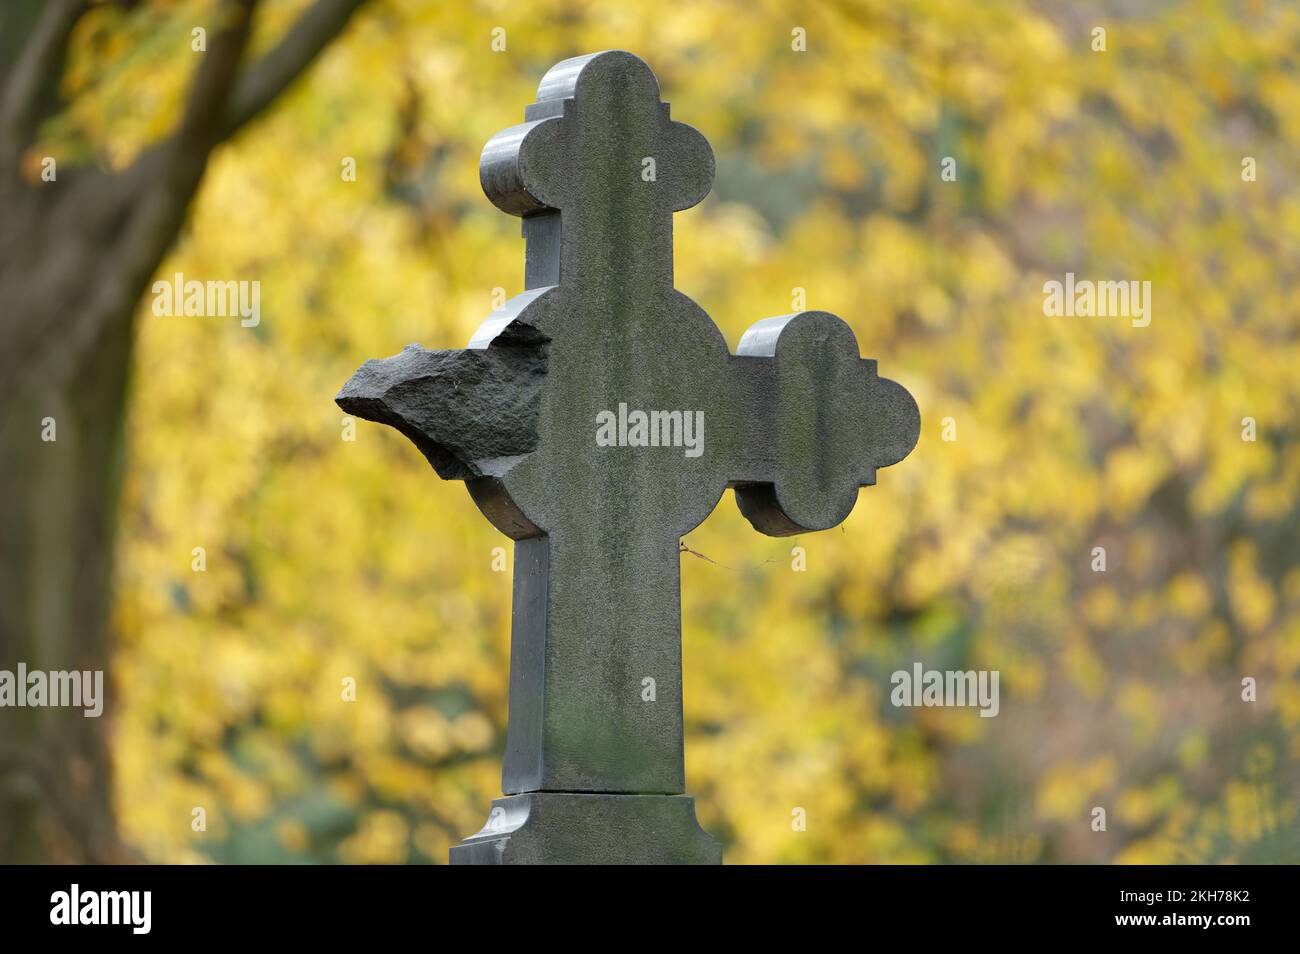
[222,0,368,137]
[0,0,88,176]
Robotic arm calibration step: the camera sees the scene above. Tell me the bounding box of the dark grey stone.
[338,50,920,864]
[336,340,547,481]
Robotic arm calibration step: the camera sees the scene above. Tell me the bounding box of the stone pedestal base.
[450,792,721,864]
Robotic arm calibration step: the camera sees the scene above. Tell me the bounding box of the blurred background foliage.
[43,0,1300,862]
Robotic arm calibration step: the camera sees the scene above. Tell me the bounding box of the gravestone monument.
[337,50,920,864]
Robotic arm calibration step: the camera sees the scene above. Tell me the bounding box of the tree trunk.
[0,303,135,863]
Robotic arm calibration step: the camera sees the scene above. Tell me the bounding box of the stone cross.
[337,50,919,864]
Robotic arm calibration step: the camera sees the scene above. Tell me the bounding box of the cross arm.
[336,339,547,482]
[720,311,920,536]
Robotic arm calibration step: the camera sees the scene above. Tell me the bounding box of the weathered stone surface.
[338,50,920,864]
[338,340,547,480]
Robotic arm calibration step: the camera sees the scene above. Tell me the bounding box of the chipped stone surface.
[337,342,547,480]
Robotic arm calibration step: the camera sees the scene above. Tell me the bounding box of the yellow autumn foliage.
[43,0,1298,862]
